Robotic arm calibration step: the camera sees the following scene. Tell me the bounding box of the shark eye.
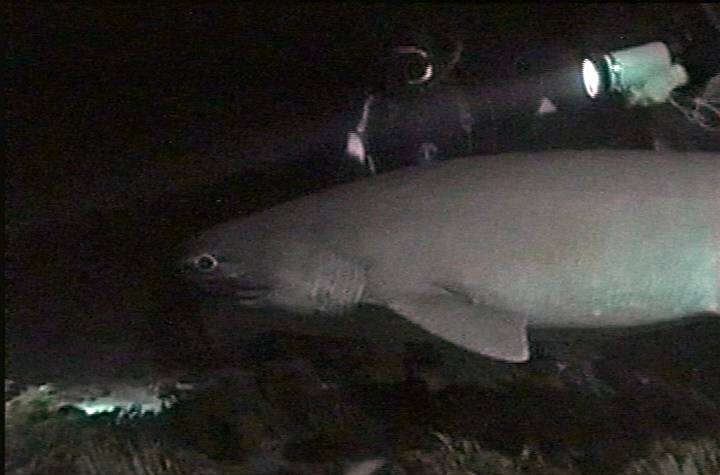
[194,254,219,273]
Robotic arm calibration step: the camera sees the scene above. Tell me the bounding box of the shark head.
[178,220,367,316]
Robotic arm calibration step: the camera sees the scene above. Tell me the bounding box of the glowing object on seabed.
[74,398,169,416]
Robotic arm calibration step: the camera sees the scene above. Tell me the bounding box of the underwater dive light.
[581,58,603,99]
[479,39,688,121]
[581,41,688,104]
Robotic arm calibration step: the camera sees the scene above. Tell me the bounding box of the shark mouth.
[233,286,271,301]
[311,252,366,315]
[195,277,270,301]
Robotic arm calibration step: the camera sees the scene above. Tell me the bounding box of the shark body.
[180,150,719,362]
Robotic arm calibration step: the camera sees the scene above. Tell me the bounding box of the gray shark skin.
[179,150,719,362]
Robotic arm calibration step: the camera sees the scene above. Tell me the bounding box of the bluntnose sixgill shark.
[179,150,719,362]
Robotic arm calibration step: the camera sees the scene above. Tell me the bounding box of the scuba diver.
[344,29,475,175]
[342,6,719,177]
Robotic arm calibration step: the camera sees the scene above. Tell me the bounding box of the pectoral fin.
[388,293,529,362]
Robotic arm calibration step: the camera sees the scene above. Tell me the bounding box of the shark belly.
[495,201,719,328]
